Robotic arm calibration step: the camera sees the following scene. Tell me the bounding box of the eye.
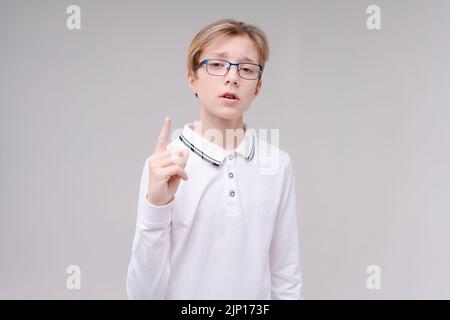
[240,66,257,74]
[209,61,226,68]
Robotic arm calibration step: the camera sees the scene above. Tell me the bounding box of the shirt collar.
[179,121,256,167]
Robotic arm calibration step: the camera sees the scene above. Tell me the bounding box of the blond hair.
[187,19,269,79]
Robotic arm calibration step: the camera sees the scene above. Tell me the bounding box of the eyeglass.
[195,59,263,80]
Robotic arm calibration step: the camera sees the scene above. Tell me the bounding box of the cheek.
[198,78,217,98]
[242,83,258,100]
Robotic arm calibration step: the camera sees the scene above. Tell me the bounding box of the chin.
[211,106,246,120]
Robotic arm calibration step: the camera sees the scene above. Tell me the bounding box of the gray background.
[1,0,449,299]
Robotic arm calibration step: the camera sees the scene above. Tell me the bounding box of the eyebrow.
[209,51,258,64]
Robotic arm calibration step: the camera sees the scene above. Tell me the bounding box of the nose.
[224,65,239,86]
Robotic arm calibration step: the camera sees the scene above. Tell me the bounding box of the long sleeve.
[126,157,173,299]
[269,155,303,299]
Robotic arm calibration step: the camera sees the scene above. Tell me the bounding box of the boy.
[127,19,302,299]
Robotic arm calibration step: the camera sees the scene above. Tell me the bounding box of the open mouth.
[220,92,239,100]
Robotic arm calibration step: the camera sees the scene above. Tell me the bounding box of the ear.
[187,71,198,96]
[254,79,263,96]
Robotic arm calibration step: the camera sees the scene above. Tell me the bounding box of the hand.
[146,117,189,206]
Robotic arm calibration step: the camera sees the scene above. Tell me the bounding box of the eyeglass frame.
[195,58,264,80]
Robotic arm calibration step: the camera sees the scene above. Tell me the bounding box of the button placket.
[225,153,241,216]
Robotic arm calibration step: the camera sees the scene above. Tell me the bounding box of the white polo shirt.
[127,122,302,299]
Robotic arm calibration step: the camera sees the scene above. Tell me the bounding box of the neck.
[194,108,245,151]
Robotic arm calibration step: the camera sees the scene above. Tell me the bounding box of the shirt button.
[228,172,234,179]
[229,190,235,197]
[228,154,233,160]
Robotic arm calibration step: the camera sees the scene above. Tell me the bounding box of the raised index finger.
[154,116,171,153]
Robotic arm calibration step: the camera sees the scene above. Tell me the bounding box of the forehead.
[200,34,259,63]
